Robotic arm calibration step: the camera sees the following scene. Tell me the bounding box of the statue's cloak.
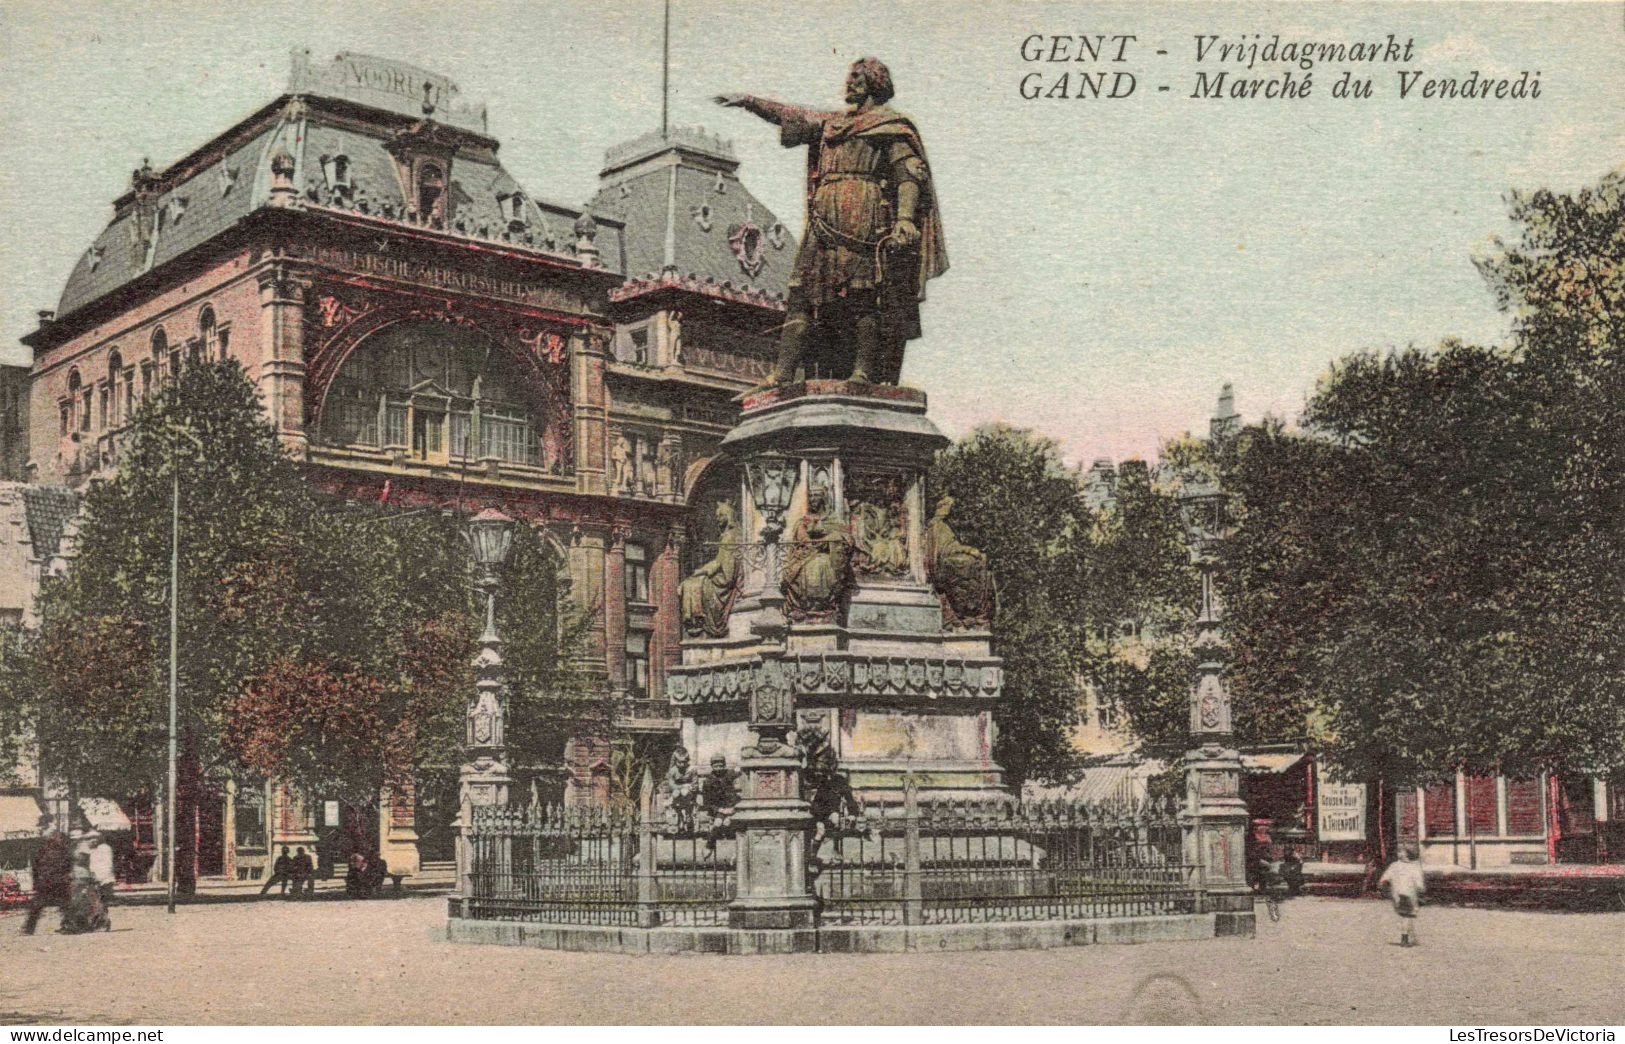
[802,104,949,301]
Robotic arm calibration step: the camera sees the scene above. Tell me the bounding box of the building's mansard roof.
[589,127,793,310]
[53,52,624,324]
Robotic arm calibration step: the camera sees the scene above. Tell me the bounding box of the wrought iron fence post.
[637,766,659,928]
[903,773,923,927]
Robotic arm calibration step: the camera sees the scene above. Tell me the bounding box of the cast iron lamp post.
[456,507,515,905]
[163,421,202,915]
[1176,474,1254,923]
[743,454,799,636]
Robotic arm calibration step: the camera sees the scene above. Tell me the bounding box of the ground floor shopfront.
[1242,752,1623,870]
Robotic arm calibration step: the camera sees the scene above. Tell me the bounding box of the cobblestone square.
[2,896,1621,1025]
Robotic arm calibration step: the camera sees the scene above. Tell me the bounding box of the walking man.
[21,814,72,935]
[1378,844,1426,947]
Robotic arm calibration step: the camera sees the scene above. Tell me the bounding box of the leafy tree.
[29,361,311,827]
[16,359,597,862]
[1215,170,1625,783]
[1079,459,1199,756]
[931,425,1094,784]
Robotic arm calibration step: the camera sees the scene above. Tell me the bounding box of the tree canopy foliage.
[1218,170,1625,783]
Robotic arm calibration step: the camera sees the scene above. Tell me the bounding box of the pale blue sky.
[2,1,1620,462]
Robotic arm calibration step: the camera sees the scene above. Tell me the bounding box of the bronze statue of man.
[716,57,947,387]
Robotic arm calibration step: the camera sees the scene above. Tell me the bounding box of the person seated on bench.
[364,853,388,897]
[345,851,372,897]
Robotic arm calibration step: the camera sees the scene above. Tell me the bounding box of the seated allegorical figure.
[925,496,994,629]
[679,502,742,638]
[852,501,908,577]
[782,485,852,621]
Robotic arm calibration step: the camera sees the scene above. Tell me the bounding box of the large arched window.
[198,306,224,361]
[318,320,562,471]
[152,327,175,381]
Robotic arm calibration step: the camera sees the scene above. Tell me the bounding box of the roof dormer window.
[500,192,528,230]
[86,245,104,272]
[321,154,353,200]
[416,163,446,228]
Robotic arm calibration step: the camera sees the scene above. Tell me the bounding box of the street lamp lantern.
[744,454,798,542]
[1177,476,1230,551]
[467,507,515,574]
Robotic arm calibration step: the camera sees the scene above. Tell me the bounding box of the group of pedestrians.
[21,814,116,935]
[258,845,315,897]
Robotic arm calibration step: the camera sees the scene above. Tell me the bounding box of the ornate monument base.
[672,380,1005,805]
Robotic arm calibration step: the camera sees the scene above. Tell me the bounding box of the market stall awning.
[0,794,48,842]
[1241,751,1307,774]
[78,797,131,834]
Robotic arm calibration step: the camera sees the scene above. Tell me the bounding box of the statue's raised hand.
[713,93,749,108]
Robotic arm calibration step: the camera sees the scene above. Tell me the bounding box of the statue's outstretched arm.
[713,93,804,126]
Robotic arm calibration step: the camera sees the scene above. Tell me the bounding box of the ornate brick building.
[19,51,793,880]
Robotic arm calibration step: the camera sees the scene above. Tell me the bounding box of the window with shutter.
[1506,778,1544,836]
[1424,782,1457,836]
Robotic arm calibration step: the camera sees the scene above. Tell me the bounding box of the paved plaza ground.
[2,894,1621,1025]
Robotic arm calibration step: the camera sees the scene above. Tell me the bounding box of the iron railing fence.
[466,784,1197,930]
[466,802,736,928]
[815,791,1198,926]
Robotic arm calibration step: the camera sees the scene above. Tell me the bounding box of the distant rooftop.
[590,127,791,306]
[602,126,739,177]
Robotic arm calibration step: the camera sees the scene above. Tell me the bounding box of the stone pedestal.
[1181,742,1252,913]
[673,380,1006,806]
[727,672,818,929]
[728,783,818,929]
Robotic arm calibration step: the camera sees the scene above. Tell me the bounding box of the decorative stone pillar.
[741,454,798,639]
[651,524,685,699]
[256,266,310,459]
[728,665,817,935]
[573,329,611,495]
[1177,484,1253,927]
[604,522,630,694]
[456,549,512,905]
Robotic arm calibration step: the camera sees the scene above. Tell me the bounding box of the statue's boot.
[849,315,881,384]
[735,316,809,401]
